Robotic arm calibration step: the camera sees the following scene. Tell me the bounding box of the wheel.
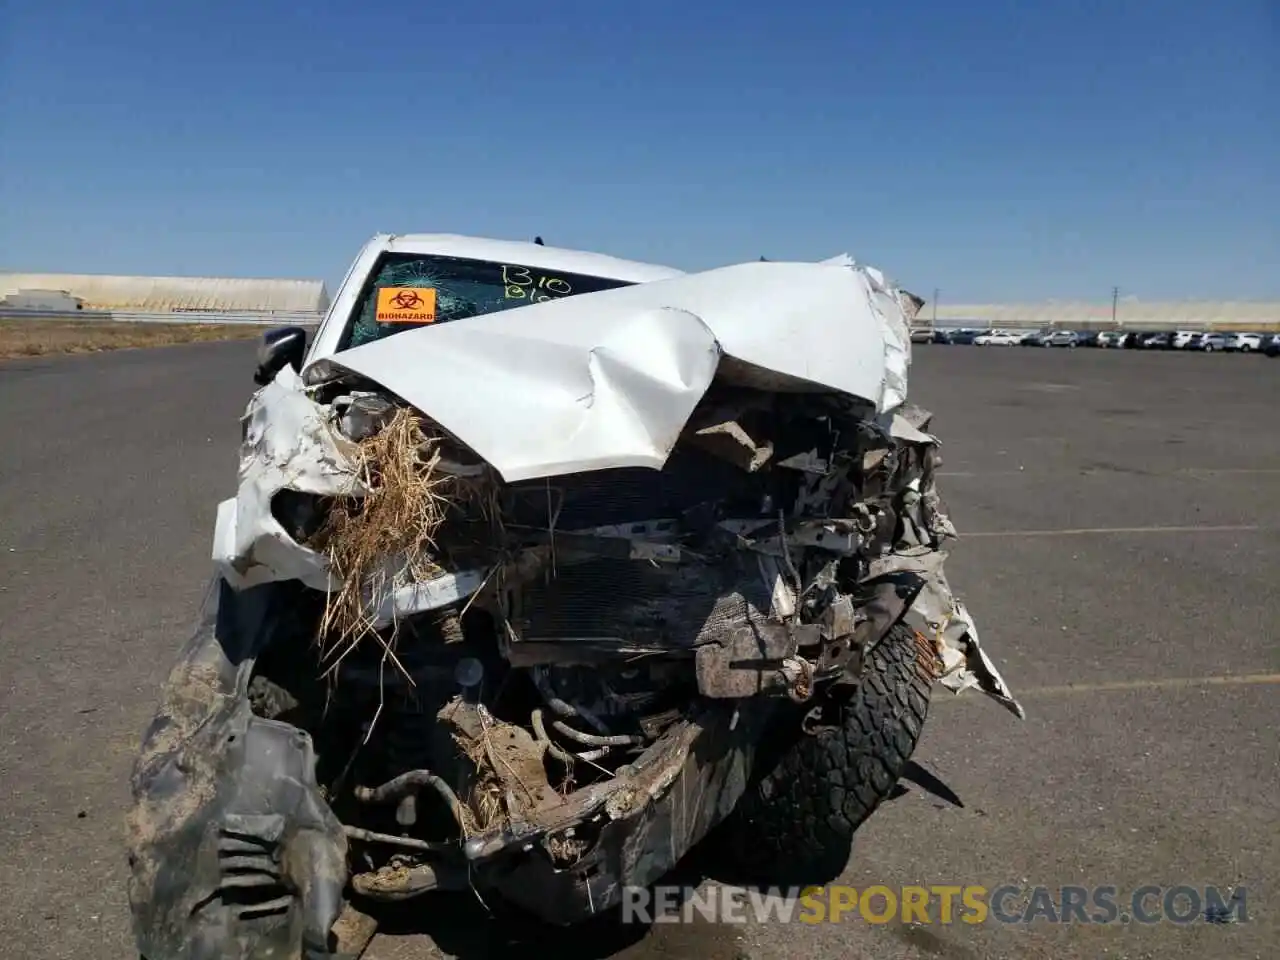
[1205,344,1214,352]
[717,623,934,886]
[1241,345,1252,353]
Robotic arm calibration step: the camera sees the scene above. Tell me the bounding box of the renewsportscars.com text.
[620,883,1249,926]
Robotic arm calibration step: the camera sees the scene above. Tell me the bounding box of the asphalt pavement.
[0,341,1276,960]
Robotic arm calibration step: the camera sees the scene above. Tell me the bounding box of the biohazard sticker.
[376,287,437,323]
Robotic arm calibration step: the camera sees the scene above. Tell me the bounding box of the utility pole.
[1112,286,1119,326]
[932,288,939,326]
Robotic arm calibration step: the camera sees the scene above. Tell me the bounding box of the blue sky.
[1,0,1276,300]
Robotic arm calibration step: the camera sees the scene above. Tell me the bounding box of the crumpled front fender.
[867,549,1024,718]
[125,578,348,960]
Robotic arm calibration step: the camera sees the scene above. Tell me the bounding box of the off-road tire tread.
[724,622,934,884]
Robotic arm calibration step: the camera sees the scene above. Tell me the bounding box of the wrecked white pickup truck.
[126,233,1022,959]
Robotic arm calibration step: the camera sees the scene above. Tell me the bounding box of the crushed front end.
[128,260,1022,958]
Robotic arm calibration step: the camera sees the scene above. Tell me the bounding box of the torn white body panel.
[870,547,1024,718]
[309,259,911,484]
[820,253,912,411]
[212,365,364,591]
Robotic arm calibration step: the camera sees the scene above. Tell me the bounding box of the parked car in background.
[1141,332,1173,350]
[932,329,954,344]
[1043,330,1080,348]
[1020,329,1051,346]
[1192,333,1230,352]
[1076,331,1101,347]
[1096,331,1123,348]
[975,329,1022,346]
[1172,331,1200,349]
[1098,331,1139,348]
[1225,333,1264,353]
[1263,334,1280,357]
[948,329,979,345]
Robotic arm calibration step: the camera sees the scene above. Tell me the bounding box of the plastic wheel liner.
[127,578,348,959]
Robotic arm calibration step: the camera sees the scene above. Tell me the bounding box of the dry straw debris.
[456,729,508,835]
[310,406,495,673]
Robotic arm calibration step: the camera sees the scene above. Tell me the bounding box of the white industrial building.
[0,272,329,315]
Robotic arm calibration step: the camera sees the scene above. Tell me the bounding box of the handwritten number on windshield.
[502,265,573,302]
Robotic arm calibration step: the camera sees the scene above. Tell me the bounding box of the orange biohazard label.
[375,287,437,323]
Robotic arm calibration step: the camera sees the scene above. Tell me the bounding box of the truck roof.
[376,233,686,284]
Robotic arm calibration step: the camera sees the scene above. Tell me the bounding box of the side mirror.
[254,326,308,385]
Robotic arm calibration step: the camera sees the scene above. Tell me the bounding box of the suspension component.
[531,709,613,765]
[354,770,467,833]
[530,666,611,733]
[550,721,643,748]
[380,641,441,827]
[531,709,577,764]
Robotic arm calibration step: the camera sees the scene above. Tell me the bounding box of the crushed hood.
[307,259,911,483]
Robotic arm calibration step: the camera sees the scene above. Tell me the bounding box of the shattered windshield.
[340,253,635,350]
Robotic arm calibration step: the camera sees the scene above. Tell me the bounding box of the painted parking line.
[1178,467,1280,476]
[962,524,1271,538]
[939,468,1280,478]
[1013,673,1280,697]
[939,673,1280,702]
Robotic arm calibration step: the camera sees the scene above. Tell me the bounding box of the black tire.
[717,623,935,886]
